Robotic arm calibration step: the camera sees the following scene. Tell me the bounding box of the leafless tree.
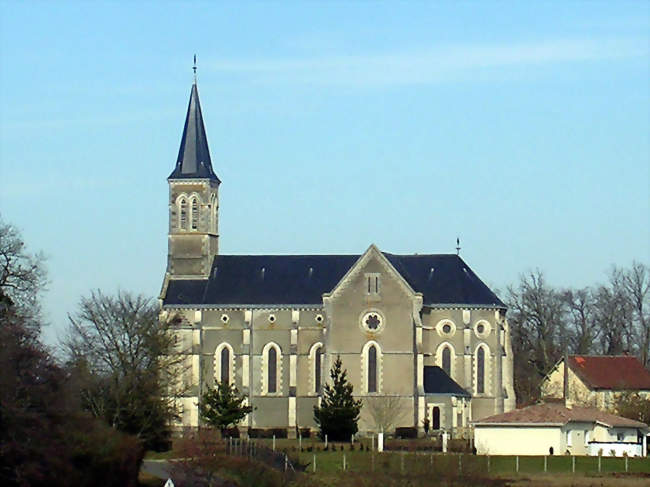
[593,267,636,356]
[63,290,189,449]
[365,395,407,434]
[507,270,568,404]
[562,288,598,355]
[0,216,47,327]
[623,262,649,366]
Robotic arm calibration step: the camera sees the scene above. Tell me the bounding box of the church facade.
[160,80,516,435]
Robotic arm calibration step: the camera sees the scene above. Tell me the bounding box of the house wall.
[474,425,562,455]
[541,362,650,411]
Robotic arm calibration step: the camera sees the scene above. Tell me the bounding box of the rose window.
[365,314,381,330]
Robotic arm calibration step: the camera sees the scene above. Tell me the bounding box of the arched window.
[362,341,381,394]
[477,347,485,394]
[220,347,230,384]
[368,345,377,393]
[442,347,451,376]
[179,197,188,230]
[190,197,199,230]
[268,347,277,393]
[315,348,322,393]
[262,342,282,395]
[214,343,234,385]
[432,406,441,430]
[210,193,217,233]
[309,343,323,395]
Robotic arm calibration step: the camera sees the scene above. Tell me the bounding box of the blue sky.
[0,2,648,345]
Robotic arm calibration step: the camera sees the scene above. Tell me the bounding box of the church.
[159,78,516,436]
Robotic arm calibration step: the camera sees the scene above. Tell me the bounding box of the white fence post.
[544,455,547,473]
[343,453,347,471]
[598,455,601,473]
[625,456,629,472]
[516,455,519,473]
[487,455,490,473]
[273,434,276,452]
[572,456,575,473]
[313,454,316,473]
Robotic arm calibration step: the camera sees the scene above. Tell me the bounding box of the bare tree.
[365,396,407,434]
[507,270,567,404]
[593,267,635,356]
[623,262,649,366]
[0,216,47,327]
[562,288,598,355]
[63,290,188,450]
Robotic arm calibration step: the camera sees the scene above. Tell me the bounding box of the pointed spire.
[168,72,220,182]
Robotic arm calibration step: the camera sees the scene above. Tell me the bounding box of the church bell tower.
[166,75,220,278]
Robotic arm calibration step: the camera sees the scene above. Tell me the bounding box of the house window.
[477,347,485,394]
[190,197,199,230]
[365,273,380,294]
[268,347,277,393]
[179,197,188,230]
[617,432,624,442]
[368,345,377,393]
[442,347,451,376]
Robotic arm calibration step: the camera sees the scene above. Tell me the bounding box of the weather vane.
[193,54,197,83]
[456,237,461,256]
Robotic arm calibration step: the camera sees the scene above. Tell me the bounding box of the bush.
[448,439,471,453]
[395,427,418,439]
[223,427,240,438]
[271,428,288,439]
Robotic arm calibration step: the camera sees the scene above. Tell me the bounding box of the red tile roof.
[474,402,647,428]
[568,355,650,390]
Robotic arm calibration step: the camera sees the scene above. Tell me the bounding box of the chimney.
[563,350,572,409]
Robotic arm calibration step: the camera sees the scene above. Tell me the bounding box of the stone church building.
[160,79,516,435]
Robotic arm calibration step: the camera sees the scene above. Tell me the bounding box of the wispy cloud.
[209,38,648,86]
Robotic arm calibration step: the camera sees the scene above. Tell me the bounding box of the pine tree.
[199,381,253,433]
[313,356,362,441]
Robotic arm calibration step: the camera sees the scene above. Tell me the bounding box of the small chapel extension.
[159,77,517,435]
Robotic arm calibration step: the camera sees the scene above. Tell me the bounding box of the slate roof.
[163,253,505,308]
[423,366,471,397]
[568,355,650,391]
[474,402,647,429]
[168,83,220,182]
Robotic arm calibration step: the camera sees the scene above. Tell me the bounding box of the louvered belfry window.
[191,198,199,230]
[179,198,188,230]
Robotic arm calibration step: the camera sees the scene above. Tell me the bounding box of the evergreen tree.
[199,381,253,433]
[313,356,362,441]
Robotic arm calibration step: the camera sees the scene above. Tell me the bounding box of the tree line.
[1,212,647,483]
[506,263,649,404]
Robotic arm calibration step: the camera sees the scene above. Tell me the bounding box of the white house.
[473,401,647,456]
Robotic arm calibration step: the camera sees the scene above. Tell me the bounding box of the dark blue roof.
[163,253,505,308]
[424,366,471,397]
[168,83,220,182]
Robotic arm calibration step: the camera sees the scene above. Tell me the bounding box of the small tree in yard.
[313,356,362,441]
[199,381,253,433]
